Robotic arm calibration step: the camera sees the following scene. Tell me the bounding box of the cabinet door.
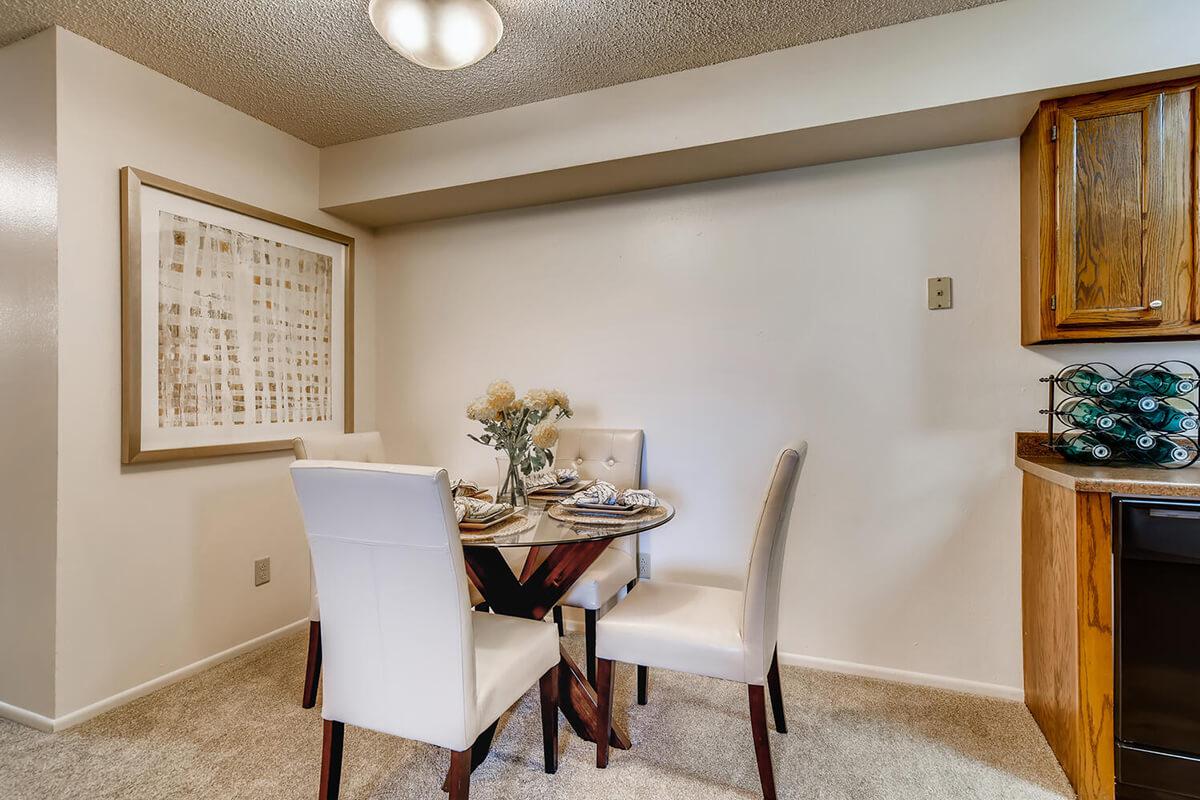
[1055,92,1166,328]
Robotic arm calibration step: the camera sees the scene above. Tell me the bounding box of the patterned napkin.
[524,467,581,492]
[454,496,511,523]
[450,478,484,498]
[560,482,660,508]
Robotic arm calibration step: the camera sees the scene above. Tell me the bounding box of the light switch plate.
[254,557,270,587]
[928,276,952,310]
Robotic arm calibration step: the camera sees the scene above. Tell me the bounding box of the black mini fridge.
[1115,498,1200,800]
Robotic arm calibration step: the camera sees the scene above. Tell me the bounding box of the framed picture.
[120,167,354,464]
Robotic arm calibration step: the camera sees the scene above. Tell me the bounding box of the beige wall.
[0,29,59,721]
[373,139,1198,695]
[51,28,376,719]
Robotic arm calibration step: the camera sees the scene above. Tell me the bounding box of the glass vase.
[495,454,528,508]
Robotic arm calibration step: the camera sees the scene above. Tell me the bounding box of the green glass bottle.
[1097,416,1156,451]
[1139,435,1191,465]
[1058,432,1112,463]
[1057,366,1115,397]
[1057,398,1116,431]
[1128,366,1196,397]
[1101,388,1159,414]
[1135,402,1200,434]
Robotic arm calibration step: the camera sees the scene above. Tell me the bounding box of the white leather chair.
[292,432,485,708]
[550,428,644,687]
[594,443,807,800]
[290,460,561,800]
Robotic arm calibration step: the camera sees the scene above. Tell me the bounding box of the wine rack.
[1040,361,1200,468]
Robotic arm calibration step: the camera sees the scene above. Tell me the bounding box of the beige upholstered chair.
[550,428,644,686]
[290,461,560,800]
[291,432,484,709]
[594,443,807,800]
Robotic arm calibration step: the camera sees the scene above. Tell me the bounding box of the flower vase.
[495,455,528,508]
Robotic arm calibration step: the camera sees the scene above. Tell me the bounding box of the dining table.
[451,496,675,783]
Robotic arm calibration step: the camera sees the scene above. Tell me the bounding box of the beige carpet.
[0,632,1072,800]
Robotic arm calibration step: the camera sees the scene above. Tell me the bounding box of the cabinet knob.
[1149,299,1164,309]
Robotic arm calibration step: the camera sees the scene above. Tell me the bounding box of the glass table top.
[460,499,675,548]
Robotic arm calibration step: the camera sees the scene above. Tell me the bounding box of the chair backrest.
[289,461,480,751]
[741,443,808,685]
[292,432,387,622]
[556,428,644,557]
[292,431,386,462]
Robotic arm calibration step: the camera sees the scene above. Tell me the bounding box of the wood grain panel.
[1022,473,1081,782]
[1075,492,1115,800]
[1021,108,1056,345]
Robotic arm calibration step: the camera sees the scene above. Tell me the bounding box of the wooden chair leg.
[636,665,648,705]
[767,646,787,734]
[748,685,777,800]
[319,719,344,800]
[596,658,615,768]
[552,606,564,637]
[539,664,559,774]
[303,620,322,709]
[585,609,597,686]
[447,748,472,800]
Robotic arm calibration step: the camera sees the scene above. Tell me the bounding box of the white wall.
[374,139,1199,693]
[51,28,376,719]
[0,29,58,721]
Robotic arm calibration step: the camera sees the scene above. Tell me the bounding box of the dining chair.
[290,460,561,800]
[291,432,485,708]
[550,428,644,687]
[593,443,808,800]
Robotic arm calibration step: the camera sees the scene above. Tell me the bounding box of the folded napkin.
[450,478,484,498]
[561,481,661,508]
[454,496,511,523]
[524,467,581,492]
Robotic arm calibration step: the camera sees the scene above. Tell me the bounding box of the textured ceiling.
[1,0,1003,146]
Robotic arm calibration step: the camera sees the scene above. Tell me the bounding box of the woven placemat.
[459,512,538,542]
[547,504,668,526]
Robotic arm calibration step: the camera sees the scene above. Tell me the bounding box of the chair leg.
[319,719,344,800]
[585,609,597,686]
[552,606,564,637]
[596,658,615,768]
[303,620,322,709]
[539,664,559,774]
[637,665,648,706]
[447,748,472,800]
[748,685,777,800]
[767,646,787,734]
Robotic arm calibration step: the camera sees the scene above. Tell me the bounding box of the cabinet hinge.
[1050,295,1057,310]
[1050,125,1058,142]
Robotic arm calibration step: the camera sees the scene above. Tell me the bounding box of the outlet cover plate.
[928,276,952,310]
[254,557,270,587]
[638,552,651,580]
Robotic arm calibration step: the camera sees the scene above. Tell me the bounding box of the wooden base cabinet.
[1022,473,1115,800]
[1020,77,1199,344]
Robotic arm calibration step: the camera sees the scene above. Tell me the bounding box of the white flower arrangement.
[466,380,573,504]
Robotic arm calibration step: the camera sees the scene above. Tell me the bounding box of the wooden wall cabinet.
[1020,78,1198,344]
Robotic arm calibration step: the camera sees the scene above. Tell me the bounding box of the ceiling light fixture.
[368,0,504,71]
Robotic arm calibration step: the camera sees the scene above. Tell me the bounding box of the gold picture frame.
[120,167,354,464]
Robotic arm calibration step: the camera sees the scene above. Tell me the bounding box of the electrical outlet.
[254,557,270,587]
[638,552,651,580]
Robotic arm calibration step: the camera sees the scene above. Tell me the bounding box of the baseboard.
[779,652,1024,702]
[46,618,308,732]
[0,699,56,732]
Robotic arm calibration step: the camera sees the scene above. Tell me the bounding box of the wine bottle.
[1057,432,1112,463]
[1139,435,1191,465]
[1057,366,1115,397]
[1101,388,1159,414]
[1128,366,1196,397]
[1057,398,1117,431]
[1135,402,1200,433]
[1097,417,1156,451]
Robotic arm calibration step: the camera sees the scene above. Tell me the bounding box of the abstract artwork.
[121,168,353,463]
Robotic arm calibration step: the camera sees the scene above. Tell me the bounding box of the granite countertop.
[1015,432,1200,497]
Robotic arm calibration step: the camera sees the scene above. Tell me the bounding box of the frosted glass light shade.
[369,0,504,71]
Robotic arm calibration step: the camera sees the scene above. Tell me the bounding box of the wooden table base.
[449,538,634,784]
